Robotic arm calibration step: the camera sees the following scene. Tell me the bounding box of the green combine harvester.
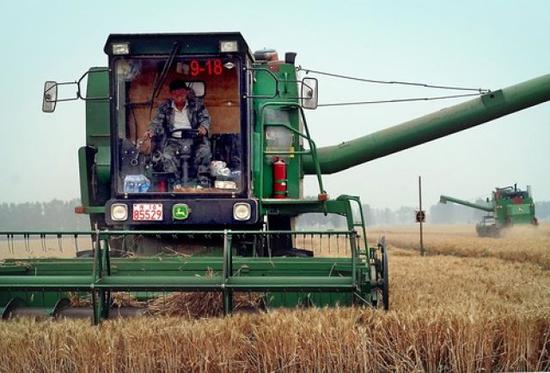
[1,33,549,323]
[440,184,538,237]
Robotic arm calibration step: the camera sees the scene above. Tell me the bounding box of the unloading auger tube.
[303,73,550,174]
[439,195,493,212]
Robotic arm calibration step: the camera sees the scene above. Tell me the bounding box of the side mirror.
[41,69,110,113]
[301,77,318,110]
[42,81,58,113]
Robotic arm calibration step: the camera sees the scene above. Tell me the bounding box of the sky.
[0,1,549,210]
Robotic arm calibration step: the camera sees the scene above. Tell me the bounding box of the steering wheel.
[169,128,199,139]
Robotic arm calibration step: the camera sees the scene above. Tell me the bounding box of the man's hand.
[198,126,207,136]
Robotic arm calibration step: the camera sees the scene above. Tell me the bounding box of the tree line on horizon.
[0,199,89,230]
[0,199,548,230]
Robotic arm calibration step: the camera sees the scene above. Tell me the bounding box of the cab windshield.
[114,56,242,194]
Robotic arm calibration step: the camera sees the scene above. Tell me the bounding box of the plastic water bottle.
[124,175,151,193]
[230,170,241,180]
[210,161,227,177]
[219,167,231,177]
[138,175,151,192]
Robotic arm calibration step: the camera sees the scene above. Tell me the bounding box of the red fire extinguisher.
[272,157,287,199]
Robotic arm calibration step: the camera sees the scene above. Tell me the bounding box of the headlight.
[112,42,130,55]
[233,203,251,221]
[220,40,238,53]
[111,203,128,221]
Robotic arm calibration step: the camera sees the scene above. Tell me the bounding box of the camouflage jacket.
[149,93,211,138]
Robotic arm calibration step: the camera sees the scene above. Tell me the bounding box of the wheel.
[379,242,389,310]
[370,239,389,310]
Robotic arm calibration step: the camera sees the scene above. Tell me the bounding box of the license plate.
[132,203,163,221]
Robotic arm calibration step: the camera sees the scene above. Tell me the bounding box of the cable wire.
[317,93,483,107]
[297,66,490,93]
[296,66,491,106]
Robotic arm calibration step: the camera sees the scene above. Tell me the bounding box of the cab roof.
[104,32,251,58]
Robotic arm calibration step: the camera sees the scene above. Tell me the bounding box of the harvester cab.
[493,184,537,226]
[101,34,259,231]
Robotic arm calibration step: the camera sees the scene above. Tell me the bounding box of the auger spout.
[439,195,493,213]
[303,73,550,174]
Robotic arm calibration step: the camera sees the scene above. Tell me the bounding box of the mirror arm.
[77,68,110,101]
[52,82,79,102]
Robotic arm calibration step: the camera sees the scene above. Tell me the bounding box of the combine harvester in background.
[1,32,549,323]
[440,184,538,237]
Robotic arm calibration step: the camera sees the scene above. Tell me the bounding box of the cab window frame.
[109,54,249,198]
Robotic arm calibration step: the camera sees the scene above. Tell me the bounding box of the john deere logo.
[172,204,190,220]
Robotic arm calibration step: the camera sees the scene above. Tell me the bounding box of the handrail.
[338,195,369,257]
[258,102,325,200]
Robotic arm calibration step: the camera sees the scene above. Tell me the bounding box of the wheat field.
[369,223,550,269]
[0,224,548,372]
